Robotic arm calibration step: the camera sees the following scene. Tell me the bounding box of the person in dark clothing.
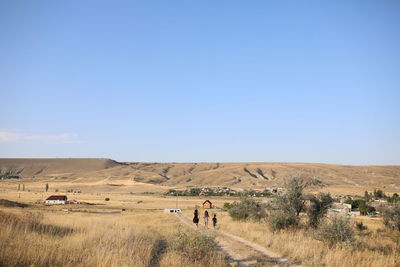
[212,214,217,229]
[193,209,199,228]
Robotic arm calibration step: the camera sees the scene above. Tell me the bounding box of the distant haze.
[0,1,399,164]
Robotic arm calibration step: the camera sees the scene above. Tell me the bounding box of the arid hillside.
[0,158,119,178]
[1,158,400,192]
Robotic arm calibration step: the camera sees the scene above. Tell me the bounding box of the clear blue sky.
[0,1,399,164]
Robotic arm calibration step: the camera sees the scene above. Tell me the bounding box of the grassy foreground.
[0,208,225,267]
[218,213,400,267]
[1,186,400,267]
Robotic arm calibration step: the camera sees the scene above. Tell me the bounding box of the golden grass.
[0,207,226,267]
[219,213,400,267]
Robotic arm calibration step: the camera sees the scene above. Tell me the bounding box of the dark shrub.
[356,221,368,231]
[105,197,110,201]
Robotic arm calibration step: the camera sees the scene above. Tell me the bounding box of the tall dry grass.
[219,212,400,267]
[0,209,226,267]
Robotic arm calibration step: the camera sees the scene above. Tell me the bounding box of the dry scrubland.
[1,158,400,266]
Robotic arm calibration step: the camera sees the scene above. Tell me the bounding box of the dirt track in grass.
[176,213,301,267]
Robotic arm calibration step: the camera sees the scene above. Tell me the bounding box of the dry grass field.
[0,201,226,267]
[1,158,400,266]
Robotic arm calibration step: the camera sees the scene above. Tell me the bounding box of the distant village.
[164,187,400,217]
[165,187,280,197]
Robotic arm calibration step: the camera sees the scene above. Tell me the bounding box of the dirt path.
[175,214,253,266]
[176,214,301,267]
[218,230,298,266]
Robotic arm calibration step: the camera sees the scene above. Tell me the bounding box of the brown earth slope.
[0,159,399,192]
[0,158,119,178]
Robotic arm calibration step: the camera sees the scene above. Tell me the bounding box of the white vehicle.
[164,208,182,213]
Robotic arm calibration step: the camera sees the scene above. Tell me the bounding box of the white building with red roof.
[45,195,67,205]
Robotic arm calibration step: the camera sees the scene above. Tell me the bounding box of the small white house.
[45,195,67,205]
[164,208,181,214]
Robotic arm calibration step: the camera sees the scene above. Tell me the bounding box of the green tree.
[45,183,49,192]
[307,193,334,228]
[374,189,385,199]
[268,176,309,230]
[278,176,308,216]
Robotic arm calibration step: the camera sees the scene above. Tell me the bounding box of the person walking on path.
[204,210,210,228]
[193,209,199,228]
[212,214,217,229]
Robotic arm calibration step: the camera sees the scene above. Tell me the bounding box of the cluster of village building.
[165,187,282,197]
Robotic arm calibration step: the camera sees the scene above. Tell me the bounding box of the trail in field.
[176,214,301,267]
[175,214,253,266]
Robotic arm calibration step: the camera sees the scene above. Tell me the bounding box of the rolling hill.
[1,158,400,192]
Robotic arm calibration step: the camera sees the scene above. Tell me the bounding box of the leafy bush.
[268,210,298,232]
[382,203,400,231]
[316,215,355,246]
[307,193,333,228]
[171,229,217,262]
[105,198,110,201]
[228,198,266,221]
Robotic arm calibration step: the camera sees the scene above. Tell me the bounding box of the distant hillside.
[124,162,400,190]
[1,158,400,191]
[0,158,120,179]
